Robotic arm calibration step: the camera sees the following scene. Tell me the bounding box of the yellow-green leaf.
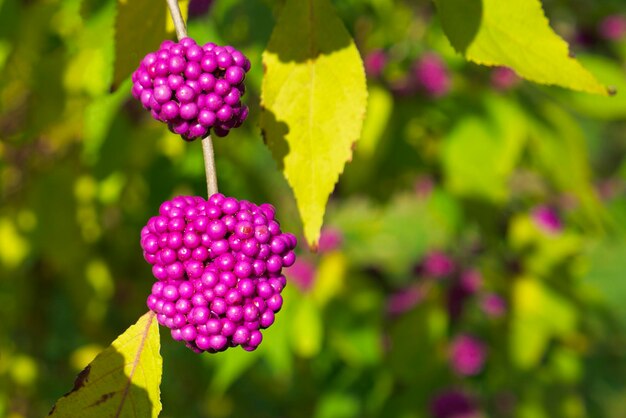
[49,312,162,418]
[435,0,609,95]
[290,296,323,358]
[260,0,368,247]
[113,0,168,87]
[510,277,576,369]
[442,94,527,202]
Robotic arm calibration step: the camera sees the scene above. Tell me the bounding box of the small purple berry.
[160,101,180,120]
[260,310,275,328]
[232,327,250,345]
[180,102,199,120]
[449,334,486,376]
[181,324,197,341]
[267,294,283,312]
[225,66,245,85]
[205,92,223,111]
[168,55,186,73]
[216,52,233,69]
[175,85,196,103]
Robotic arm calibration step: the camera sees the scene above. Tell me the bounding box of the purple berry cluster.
[131,38,251,141]
[140,194,297,353]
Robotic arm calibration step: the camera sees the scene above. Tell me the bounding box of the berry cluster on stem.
[141,195,297,352]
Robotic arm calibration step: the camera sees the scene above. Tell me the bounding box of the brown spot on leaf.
[89,392,116,407]
[72,365,92,392]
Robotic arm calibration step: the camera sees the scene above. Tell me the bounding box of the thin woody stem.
[201,136,219,196]
[165,0,187,39]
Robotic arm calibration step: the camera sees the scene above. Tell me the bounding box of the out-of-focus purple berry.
[597,178,624,201]
[531,205,562,234]
[480,293,507,318]
[413,52,451,98]
[318,227,343,253]
[430,389,480,418]
[491,67,520,91]
[364,49,387,79]
[599,14,626,41]
[386,287,423,316]
[285,259,315,292]
[414,175,434,199]
[420,251,455,279]
[459,269,482,293]
[449,334,486,376]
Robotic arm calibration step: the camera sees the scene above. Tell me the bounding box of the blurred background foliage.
[1,0,626,417]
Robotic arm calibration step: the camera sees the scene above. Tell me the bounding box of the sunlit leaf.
[436,0,609,95]
[510,277,576,369]
[358,85,393,158]
[49,312,162,418]
[260,0,368,247]
[290,296,323,358]
[509,214,583,276]
[565,54,626,120]
[442,95,527,202]
[0,217,29,268]
[311,251,347,307]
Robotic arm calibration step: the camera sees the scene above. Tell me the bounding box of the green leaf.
[260,0,368,247]
[583,239,626,325]
[314,392,360,418]
[310,251,347,307]
[435,0,609,95]
[508,214,583,277]
[290,295,323,358]
[510,278,576,369]
[83,78,132,165]
[49,312,162,418]
[113,0,168,87]
[329,191,459,281]
[358,85,393,158]
[527,102,607,229]
[442,95,527,202]
[388,299,448,383]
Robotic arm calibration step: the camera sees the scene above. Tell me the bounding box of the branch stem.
[165,0,187,39]
[202,136,219,196]
[165,0,219,197]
